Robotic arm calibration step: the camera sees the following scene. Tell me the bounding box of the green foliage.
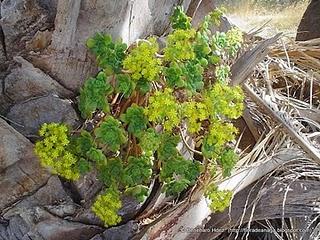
[204,82,244,120]
[170,6,192,30]
[182,101,208,133]
[78,72,113,119]
[86,33,127,74]
[94,116,128,152]
[212,28,243,58]
[86,148,107,165]
[161,156,202,196]
[137,128,161,156]
[199,8,225,31]
[70,130,96,158]
[144,88,180,132]
[35,123,80,180]
[77,158,92,174]
[92,187,122,227]
[215,65,231,83]
[35,6,246,227]
[164,60,204,92]
[183,60,204,92]
[157,133,180,161]
[219,149,238,177]
[115,74,136,98]
[164,29,196,61]
[205,185,232,212]
[125,185,149,202]
[164,62,185,88]
[193,32,211,61]
[99,158,124,186]
[123,156,152,187]
[206,120,238,147]
[123,38,161,82]
[225,28,243,56]
[158,134,202,196]
[121,104,148,136]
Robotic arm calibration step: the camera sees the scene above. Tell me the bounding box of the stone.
[0,118,50,211]
[0,0,56,57]
[0,175,104,240]
[0,118,33,171]
[118,195,141,222]
[73,170,103,204]
[6,94,80,137]
[296,0,320,41]
[33,0,193,91]
[90,221,138,240]
[4,57,73,103]
[1,207,103,240]
[12,176,74,209]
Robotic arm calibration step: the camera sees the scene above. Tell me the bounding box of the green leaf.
[123,156,152,187]
[136,78,151,94]
[170,6,192,30]
[125,185,149,203]
[137,128,160,156]
[34,123,80,180]
[183,60,204,92]
[164,62,185,89]
[159,153,202,196]
[123,37,161,82]
[87,33,127,73]
[204,82,244,119]
[164,179,190,196]
[121,104,148,136]
[115,74,136,98]
[78,71,113,119]
[70,130,96,157]
[157,133,180,161]
[144,88,181,132]
[99,158,124,186]
[219,149,238,177]
[77,158,92,174]
[95,116,128,152]
[86,147,107,166]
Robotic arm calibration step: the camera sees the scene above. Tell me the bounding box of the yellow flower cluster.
[182,101,208,133]
[205,82,244,120]
[164,29,196,61]
[144,88,180,132]
[35,123,80,180]
[92,188,122,227]
[206,120,238,147]
[123,37,161,81]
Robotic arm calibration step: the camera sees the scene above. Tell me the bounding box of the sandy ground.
[224,2,308,39]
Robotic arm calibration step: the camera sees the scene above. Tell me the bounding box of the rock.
[4,57,73,103]
[90,221,138,240]
[73,170,103,205]
[1,207,103,240]
[190,0,231,32]
[0,0,57,57]
[296,0,320,41]
[0,118,50,211]
[6,94,79,137]
[13,176,74,209]
[32,0,193,91]
[72,171,141,225]
[0,175,103,240]
[0,82,12,114]
[118,195,141,222]
[26,30,53,51]
[0,118,33,171]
